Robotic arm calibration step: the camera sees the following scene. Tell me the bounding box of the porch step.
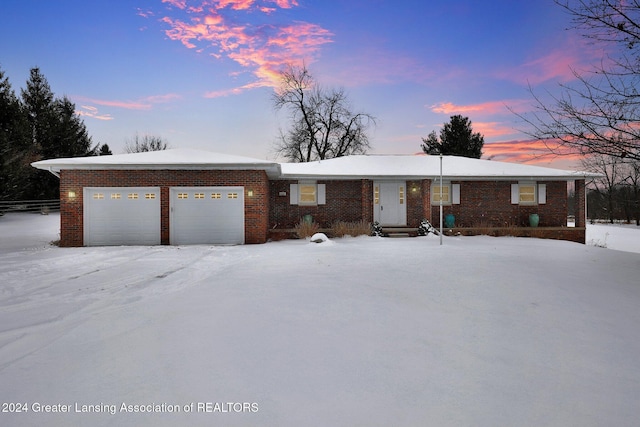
[381,227,419,238]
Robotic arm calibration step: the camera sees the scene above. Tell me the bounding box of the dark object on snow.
[418,219,438,236]
[371,221,384,237]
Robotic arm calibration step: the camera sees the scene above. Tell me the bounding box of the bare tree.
[516,0,640,162]
[273,64,376,162]
[125,133,169,153]
[581,153,625,223]
[620,158,640,224]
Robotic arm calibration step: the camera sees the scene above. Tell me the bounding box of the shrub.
[294,219,320,239]
[331,220,371,237]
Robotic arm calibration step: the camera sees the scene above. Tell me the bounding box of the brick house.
[32,149,594,246]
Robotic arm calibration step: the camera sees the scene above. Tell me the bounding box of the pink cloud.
[80,98,153,110]
[72,93,182,120]
[483,138,583,166]
[162,0,187,9]
[76,105,113,121]
[495,35,605,86]
[431,101,510,116]
[159,0,332,96]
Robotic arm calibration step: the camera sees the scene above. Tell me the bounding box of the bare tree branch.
[272,64,375,162]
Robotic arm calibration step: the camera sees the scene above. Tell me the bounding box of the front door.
[373,181,407,226]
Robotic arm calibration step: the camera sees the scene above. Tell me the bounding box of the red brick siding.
[406,180,426,226]
[59,169,269,247]
[430,180,568,227]
[270,180,370,228]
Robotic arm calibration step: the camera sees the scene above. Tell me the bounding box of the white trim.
[317,184,326,205]
[511,184,519,205]
[538,183,547,204]
[452,183,460,205]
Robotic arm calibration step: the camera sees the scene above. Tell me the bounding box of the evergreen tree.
[97,143,112,155]
[0,67,30,200]
[52,96,92,158]
[421,115,484,158]
[20,68,94,198]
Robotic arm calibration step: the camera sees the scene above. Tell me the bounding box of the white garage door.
[170,187,245,245]
[84,187,161,246]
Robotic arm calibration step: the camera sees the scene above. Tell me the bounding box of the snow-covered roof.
[31,148,282,178]
[280,154,597,180]
[32,150,597,181]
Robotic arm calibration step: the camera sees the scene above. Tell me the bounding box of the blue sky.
[0,0,594,167]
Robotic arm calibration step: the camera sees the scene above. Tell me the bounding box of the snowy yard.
[1,213,639,427]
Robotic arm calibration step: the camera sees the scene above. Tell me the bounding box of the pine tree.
[421,115,484,158]
[19,68,94,198]
[0,68,30,200]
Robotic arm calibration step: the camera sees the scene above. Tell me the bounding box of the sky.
[0,0,599,169]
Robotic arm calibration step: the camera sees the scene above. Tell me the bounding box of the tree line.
[0,66,111,200]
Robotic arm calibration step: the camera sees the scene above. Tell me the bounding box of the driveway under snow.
[1,213,639,426]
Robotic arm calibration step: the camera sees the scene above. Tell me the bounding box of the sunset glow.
[0,1,600,169]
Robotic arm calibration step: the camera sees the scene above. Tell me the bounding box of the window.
[227,192,238,199]
[194,193,205,199]
[93,193,104,200]
[177,193,188,199]
[399,186,405,205]
[111,193,121,200]
[211,193,221,199]
[431,182,451,204]
[374,185,380,204]
[290,182,326,205]
[519,184,536,203]
[511,182,539,205]
[128,193,139,200]
[299,184,317,205]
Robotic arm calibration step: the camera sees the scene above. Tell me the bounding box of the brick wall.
[269,178,571,230]
[269,180,371,228]
[59,169,269,246]
[430,180,569,228]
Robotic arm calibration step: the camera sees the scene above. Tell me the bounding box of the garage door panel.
[84,187,160,246]
[170,187,244,245]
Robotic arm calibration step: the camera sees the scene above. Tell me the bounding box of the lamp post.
[439,154,443,246]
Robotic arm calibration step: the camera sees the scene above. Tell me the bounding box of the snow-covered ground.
[1,212,639,427]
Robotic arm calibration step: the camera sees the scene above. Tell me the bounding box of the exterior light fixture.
[68,191,76,199]
[247,189,254,197]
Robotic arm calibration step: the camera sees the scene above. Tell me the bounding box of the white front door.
[373,181,407,226]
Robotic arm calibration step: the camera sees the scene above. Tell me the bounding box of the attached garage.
[84,187,161,246]
[170,186,245,245]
